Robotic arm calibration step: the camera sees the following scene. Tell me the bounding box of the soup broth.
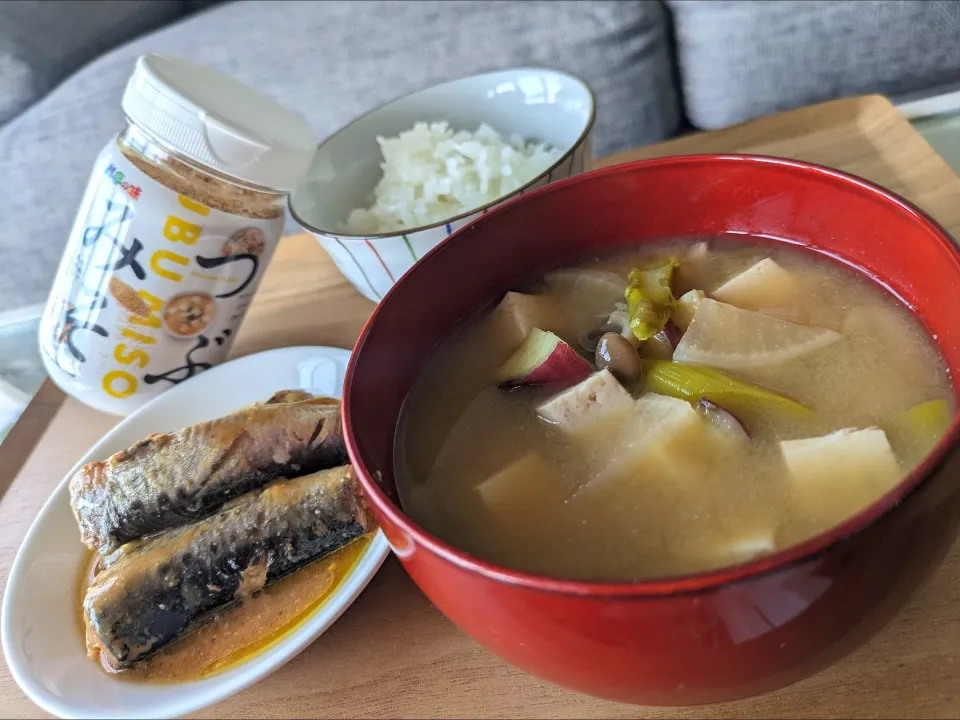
[394,238,955,581]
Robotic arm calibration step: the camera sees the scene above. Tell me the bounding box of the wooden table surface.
[2,95,959,719]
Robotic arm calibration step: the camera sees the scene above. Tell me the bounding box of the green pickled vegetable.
[642,360,812,419]
[894,399,952,453]
[625,259,678,341]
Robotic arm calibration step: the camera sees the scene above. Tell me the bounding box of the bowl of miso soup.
[343,154,960,705]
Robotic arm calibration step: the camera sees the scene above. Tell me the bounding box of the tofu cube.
[476,453,560,514]
[487,291,563,352]
[683,528,777,570]
[780,427,901,529]
[718,531,776,564]
[536,369,634,435]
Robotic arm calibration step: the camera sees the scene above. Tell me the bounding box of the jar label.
[39,143,284,413]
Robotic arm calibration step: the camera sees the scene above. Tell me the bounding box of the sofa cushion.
[0,0,680,312]
[0,0,189,125]
[668,0,960,128]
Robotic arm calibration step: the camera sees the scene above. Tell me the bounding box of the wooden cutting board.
[1,95,958,719]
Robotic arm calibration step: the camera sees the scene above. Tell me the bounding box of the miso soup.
[394,238,955,581]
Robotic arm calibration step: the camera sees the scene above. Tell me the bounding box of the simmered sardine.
[84,465,374,669]
[262,389,324,405]
[70,397,346,554]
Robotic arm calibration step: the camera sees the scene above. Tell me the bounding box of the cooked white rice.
[342,122,561,235]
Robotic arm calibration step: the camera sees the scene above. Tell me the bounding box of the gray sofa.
[2,0,959,313]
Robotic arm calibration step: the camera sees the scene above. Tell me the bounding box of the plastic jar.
[39,54,317,415]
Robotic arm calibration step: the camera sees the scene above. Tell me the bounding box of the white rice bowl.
[342,122,561,234]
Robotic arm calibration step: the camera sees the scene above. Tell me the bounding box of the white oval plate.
[1,346,390,719]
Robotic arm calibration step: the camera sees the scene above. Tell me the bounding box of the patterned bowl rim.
[288,66,597,241]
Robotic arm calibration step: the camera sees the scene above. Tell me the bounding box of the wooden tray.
[2,95,958,719]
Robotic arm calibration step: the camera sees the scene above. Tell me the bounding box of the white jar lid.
[121,54,317,192]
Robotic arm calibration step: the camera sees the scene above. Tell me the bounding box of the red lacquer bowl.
[343,155,960,705]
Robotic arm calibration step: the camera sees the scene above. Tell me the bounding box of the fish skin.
[70,397,347,554]
[261,389,322,405]
[84,465,374,669]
